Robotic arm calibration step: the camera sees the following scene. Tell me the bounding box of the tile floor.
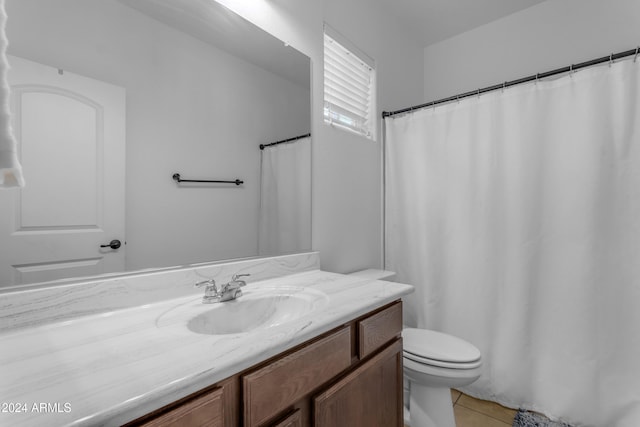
[451,389,517,427]
[405,388,567,427]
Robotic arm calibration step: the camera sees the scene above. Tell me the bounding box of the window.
[323,25,376,140]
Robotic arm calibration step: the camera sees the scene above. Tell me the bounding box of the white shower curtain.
[258,137,311,256]
[386,59,640,427]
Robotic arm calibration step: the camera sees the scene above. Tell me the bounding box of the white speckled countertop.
[0,269,413,427]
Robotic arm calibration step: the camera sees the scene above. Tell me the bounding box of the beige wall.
[423,0,640,101]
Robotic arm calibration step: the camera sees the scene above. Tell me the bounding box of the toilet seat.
[403,350,482,370]
[403,328,481,370]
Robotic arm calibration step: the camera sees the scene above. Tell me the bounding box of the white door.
[0,55,126,287]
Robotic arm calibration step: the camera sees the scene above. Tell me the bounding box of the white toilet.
[349,269,483,427]
[403,327,482,427]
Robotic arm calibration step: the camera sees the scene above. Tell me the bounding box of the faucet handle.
[195,279,215,287]
[195,279,220,303]
[226,274,249,290]
[195,279,217,292]
[231,273,250,283]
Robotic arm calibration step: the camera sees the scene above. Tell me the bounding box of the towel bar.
[172,173,243,185]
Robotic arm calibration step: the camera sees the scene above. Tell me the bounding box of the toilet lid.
[403,328,481,364]
[403,350,482,370]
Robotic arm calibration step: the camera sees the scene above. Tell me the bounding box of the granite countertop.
[0,270,413,427]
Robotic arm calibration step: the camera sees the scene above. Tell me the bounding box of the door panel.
[0,55,126,287]
[20,91,100,228]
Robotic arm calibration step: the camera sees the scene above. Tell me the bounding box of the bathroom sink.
[156,286,329,335]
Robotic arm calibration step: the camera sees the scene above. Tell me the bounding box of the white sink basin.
[156,286,329,335]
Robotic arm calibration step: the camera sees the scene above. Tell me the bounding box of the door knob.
[100,239,122,250]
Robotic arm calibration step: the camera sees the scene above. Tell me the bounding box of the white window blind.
[323,28,375,139]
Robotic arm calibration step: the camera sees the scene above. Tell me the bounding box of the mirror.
[0,0,311,289]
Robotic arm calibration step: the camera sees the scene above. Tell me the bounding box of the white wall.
[216,0,425,273]
[6,0,310,271]
[423,0,640,101]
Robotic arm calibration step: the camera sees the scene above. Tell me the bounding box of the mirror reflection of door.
[0,55,125,287]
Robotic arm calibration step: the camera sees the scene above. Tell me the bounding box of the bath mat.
[512,409,573,427]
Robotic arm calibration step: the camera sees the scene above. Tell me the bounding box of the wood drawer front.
[358,301,402,359]
[140,387,224,427]
[243,326,351,427]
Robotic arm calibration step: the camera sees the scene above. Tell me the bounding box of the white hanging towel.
[0,0,24,188]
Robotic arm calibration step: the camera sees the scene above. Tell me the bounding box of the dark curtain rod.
[260,133,311,150]
[382,46,640,118]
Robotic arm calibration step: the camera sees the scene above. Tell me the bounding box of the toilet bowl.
[347,269,482,427]
[403,328,482,427]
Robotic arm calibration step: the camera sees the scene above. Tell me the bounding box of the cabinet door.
[314,339,403,427]
[138,387,224,427]
[244,326,351,427]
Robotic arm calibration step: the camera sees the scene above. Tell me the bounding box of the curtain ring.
[569,64,574,77]
[535,73,539,85]
[502,82,507,92]
[635,47,639,63]
[609,53,613,67]
[477,88,480,98]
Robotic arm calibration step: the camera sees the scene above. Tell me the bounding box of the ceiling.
[378,0,547,46]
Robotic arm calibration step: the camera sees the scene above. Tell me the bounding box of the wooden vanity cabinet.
[128,301,403,427]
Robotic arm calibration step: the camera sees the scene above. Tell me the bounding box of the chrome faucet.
[194,274,250,303]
